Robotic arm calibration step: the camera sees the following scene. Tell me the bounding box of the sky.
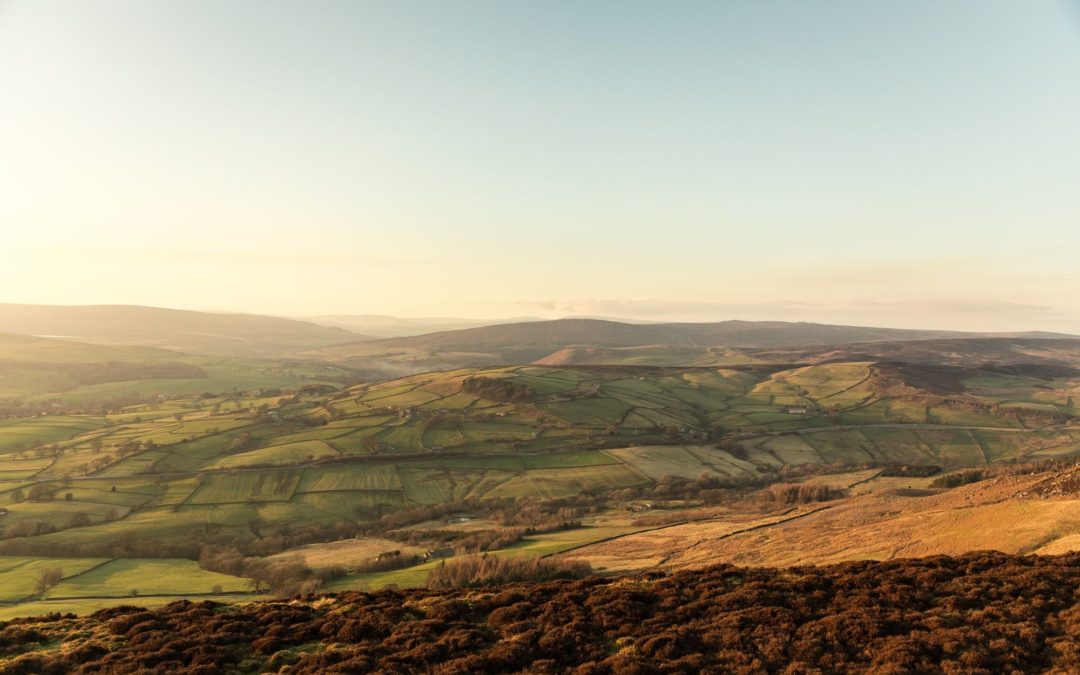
[1,0,1079,332]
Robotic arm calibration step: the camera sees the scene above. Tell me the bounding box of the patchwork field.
[1,356,1079,615]
[1,362,1078,552]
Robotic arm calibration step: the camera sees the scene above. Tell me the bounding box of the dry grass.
[563,471,1080,571]
[267,537,424,570]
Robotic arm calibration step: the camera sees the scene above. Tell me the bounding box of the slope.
[742,336,1080,369]
[308,317,1056,375]
[0,304,359,357]
[561,465,1080,571]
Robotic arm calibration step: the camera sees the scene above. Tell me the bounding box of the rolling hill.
[0,334,203,399]
[0,351,1079,619]
[741,336,1080,368]
[1,360,1076,556]
[0,333,352,402]
[307,318,1077,376]
[560,463,1080,574]
[0,333,178,364]
[304,314,539,339]
[0,304,359,357]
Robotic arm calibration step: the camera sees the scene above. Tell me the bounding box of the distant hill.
[0,332,178,363]
[304,314,537,339]
[303,314,661,339]
[307,318,1073,374]
[742,337,1080,369]
[535,345,750,367]
[0,333,209,398]
[0,333,352,400]
[377,318,969,353]
[0,304,359,356]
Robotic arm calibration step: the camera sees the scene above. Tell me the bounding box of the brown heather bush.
[2,552,1080,673]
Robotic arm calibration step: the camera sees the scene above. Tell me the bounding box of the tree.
[34,567,63,595]
[67,511,91,528]
[28,484,53,502]
[10,488,24,504]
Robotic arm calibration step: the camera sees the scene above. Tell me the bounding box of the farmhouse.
[781,406,812,415]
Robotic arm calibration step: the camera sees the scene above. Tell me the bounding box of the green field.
[210,440,341,469]
[0,362,1076,553]
[297,464,401,492]
[187,470,303,504]
[45,558,251,598]
[0,358,1076,617]
[0,556,257,617]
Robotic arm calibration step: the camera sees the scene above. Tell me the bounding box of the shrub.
[427,555,591,589]
[931,469,986,488]
[880,464,942,478]
[761,482,846,505]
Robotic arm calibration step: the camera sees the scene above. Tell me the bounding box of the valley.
[0,314,1079,622]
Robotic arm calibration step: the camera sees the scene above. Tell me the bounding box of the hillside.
[307,318,1074,376]
[534,344,751,366]
[561,465,1080,572]
[3,551,1080,673]
[0,333,349,402]
[743,336,1080,369]
[0,359,1076,615]
[304,315,533,339]
[0,334,203,399]
[0,357,1076,619]
[0,304,359,357]
[0,333,178,364]
[329,317,976,354]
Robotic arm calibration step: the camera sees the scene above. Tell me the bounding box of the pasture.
[0,556,256,618]
[0,360,1077,614]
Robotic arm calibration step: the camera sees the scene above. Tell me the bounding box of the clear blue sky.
[1,1,1078,331]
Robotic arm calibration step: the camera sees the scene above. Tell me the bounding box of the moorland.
[3,551,1080,673]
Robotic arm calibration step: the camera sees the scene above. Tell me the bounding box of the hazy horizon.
[2,1,1079,332]
[1,300,1079,338]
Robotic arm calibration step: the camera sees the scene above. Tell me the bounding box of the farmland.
[1,357,1079,615]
